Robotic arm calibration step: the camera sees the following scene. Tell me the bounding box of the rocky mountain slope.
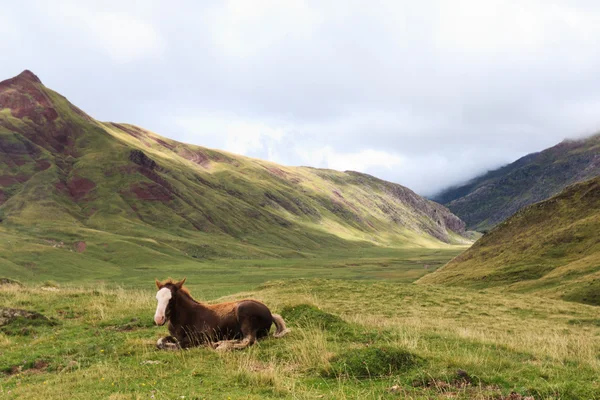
[433,134,600,231]
[420,175,600,305]
[0,70,470,278]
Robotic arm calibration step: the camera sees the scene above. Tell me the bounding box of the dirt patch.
[112,123,145,139]
[266,166,287,179]
[499,394,535,400]
[12,156,27,166]
[0,308,55,336]
[130,182,173,201]
[420,369,474,390]
[139,168,171,189]
[152,137,175,150]
[69,177,96,200]
[332,189,344,199]
[178,148,210,168]
[73,241,86,253]
[412,370,534,399]
[0,278,22,286]
[3,358,50,376]
[35,159,51,171]
[32,360,49,371]
[0,174,29,186]
[56,176,96,201]
[5,365,21,375]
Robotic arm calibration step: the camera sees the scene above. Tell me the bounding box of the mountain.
[419,175,600,305]
[433,134,600,231]
[0,70,470,279]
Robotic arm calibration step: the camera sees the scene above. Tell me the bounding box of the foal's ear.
[175,277,186,289]
[155,279,162,289]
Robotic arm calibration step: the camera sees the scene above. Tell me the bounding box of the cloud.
[3,1,600,196]
[40,1,165,63]
[296,146,403,172]
[211,0,322,59]
[175,113,285,158]
[85,12,165,63]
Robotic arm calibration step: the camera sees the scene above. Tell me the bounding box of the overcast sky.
[2,0,600,196]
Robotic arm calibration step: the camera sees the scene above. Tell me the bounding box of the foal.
[153,278,289,350]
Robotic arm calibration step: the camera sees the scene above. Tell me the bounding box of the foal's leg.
[156,335,179,350]
[230,333,256,350]
[212,338,240,350]
[230,319,257,350]
[214,320,258,351]
[213,339,240,351]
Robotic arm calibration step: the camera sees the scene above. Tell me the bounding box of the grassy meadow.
[2,71,600,399]
[2,264,600,399]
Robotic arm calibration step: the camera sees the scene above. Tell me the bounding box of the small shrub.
[567,318,600,327]
[0,316,56,336]
[280,304,346,330]
[324,345,422,378]
[279,304,392,342]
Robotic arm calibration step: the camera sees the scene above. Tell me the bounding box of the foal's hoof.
[156,337,179,351]
[214,342,233,352]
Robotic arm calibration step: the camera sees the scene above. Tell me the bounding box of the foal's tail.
[272,314,290,338]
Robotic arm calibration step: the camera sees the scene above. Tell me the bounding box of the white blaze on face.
[154,287,172,326]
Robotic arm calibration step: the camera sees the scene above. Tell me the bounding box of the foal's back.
[201,299,273,340]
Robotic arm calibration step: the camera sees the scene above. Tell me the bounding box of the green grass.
[1,279,600,399]
[420,176,600,305]
[0,237,462,297]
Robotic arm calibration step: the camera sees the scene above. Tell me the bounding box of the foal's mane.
[159,278,202,305]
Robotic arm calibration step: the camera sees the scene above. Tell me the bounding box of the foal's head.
[153,278,186,326]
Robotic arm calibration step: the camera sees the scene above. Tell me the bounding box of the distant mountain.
[0,70,470,279]
[419,175,600,305]
[433,134,600,231]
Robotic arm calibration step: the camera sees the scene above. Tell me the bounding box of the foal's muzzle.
[154,315,166,326]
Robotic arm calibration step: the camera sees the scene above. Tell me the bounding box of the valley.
[1,69,600,399]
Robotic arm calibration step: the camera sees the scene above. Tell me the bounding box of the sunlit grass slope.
[420,176,600,305]
[1,279,599,399]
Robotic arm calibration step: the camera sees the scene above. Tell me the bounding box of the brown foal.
[153,278,289,350]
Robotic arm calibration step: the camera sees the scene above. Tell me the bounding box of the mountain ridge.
[0,70,470,280]
[433,134,600,231]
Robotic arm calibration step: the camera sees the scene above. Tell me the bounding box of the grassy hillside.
[419,176,600,305]
[433,134,600,231]
[0,70,470,281]
[2,279,600,399]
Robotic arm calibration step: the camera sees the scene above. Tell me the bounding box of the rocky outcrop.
[129,149,157,169]
[0,307,51,327]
